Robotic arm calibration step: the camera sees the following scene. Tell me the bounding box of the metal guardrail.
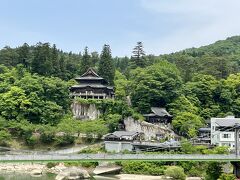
[0,153,240,162]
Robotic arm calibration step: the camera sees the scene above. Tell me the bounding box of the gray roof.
[198,127,211,132]
[213,117,240,127]
[75,76,104,80]
[105,131,141,138]
[151,107,172,117]
[71,84,113,89]
[143,113,157,117]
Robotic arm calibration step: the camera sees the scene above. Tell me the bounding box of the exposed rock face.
[124,117,174,141]
[0,163,45,173]
[30,169,43,176]
[93,164,122,175]
[55,167,90,180]
[72,102,100,120]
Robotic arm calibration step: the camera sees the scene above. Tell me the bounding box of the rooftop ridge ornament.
[81,67,99,77]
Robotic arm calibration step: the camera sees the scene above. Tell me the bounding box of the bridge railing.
[0,153,239,161]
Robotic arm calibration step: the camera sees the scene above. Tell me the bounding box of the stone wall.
[71,101,100,120]
[124,117,174,141]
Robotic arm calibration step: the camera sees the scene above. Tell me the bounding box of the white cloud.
[140,0,240,55]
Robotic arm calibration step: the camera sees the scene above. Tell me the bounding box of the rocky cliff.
[124,117,175,141]
[71,101,100,120]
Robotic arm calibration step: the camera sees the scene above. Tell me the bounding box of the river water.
[0,172,56,180]
[0,172,120,180]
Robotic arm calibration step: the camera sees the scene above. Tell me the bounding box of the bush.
[40,132,55,144]
[218,173,236,180]
[120,161,165,175]
[205,162,222,180]
[26,135,38,147]
[164,166,186,180]
[177,161,207,177]
[79,145,105,154]
[64,161,98,168]
[46,162,58,168]
[0,130,11,146]
[55,134,75,146]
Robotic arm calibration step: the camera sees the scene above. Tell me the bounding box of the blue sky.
[0,0,240,56]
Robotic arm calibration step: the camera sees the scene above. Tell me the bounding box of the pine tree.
[80,46,91,74]
[31,43,53,75]
[51,44,60,76]
[98,44,115,85]
[16,43,30,69]
[91,51,99,67]
[131,41,146,68]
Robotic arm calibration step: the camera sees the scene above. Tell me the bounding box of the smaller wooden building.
[143,107,173,125]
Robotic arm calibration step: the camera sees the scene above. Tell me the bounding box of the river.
[0,172,56,180]
[0,172,121,180]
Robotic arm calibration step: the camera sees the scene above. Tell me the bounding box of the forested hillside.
[1,36,240,146]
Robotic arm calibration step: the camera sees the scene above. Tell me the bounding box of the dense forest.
[1,36,240,147]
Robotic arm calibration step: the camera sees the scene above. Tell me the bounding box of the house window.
[222,133,231,139]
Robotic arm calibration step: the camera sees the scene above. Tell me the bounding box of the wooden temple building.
[143,107,173,125]
[70,68,114,120]
[70,68,114,99]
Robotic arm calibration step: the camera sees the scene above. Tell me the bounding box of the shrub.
[46,162,58,168]
[218,173,236,180]
[120,161,165,175]
[26,135,38,147]
[55,134,75,146]
[40,132,55,144]
[205,162,222,180]
[0,130,11,146]
[164,166,186,180]
[64,161,98,168]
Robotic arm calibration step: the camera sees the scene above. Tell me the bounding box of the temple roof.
[75,68,106,83]
[71,84,114,90]
[81,68,100,77]
[151,107,172,117]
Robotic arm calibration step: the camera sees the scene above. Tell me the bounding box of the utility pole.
[233,123,240,178]
[234,123,240,156]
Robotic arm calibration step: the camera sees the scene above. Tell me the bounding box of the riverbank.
[0,163,46,173]
[0,162,202,180]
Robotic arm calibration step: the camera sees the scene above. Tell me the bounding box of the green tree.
[51,44,61,76]
[218,173,236,180]
[173,112,203,138]
[164,166,186,180]
[130,42,146,68]
[98,44,115,85]
[0,130,11,146]
[16,43,30,69]
[130,61,182,113]
[0,86,31,120]
[80,46,91,74]
[114,70,129,100]
[168,95,199,116]
[0,46,19,67]
[31,43,53,76]
[205,162,223,180]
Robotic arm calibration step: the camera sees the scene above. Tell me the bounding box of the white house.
[211,116,240,149]
[104,131,143,153]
